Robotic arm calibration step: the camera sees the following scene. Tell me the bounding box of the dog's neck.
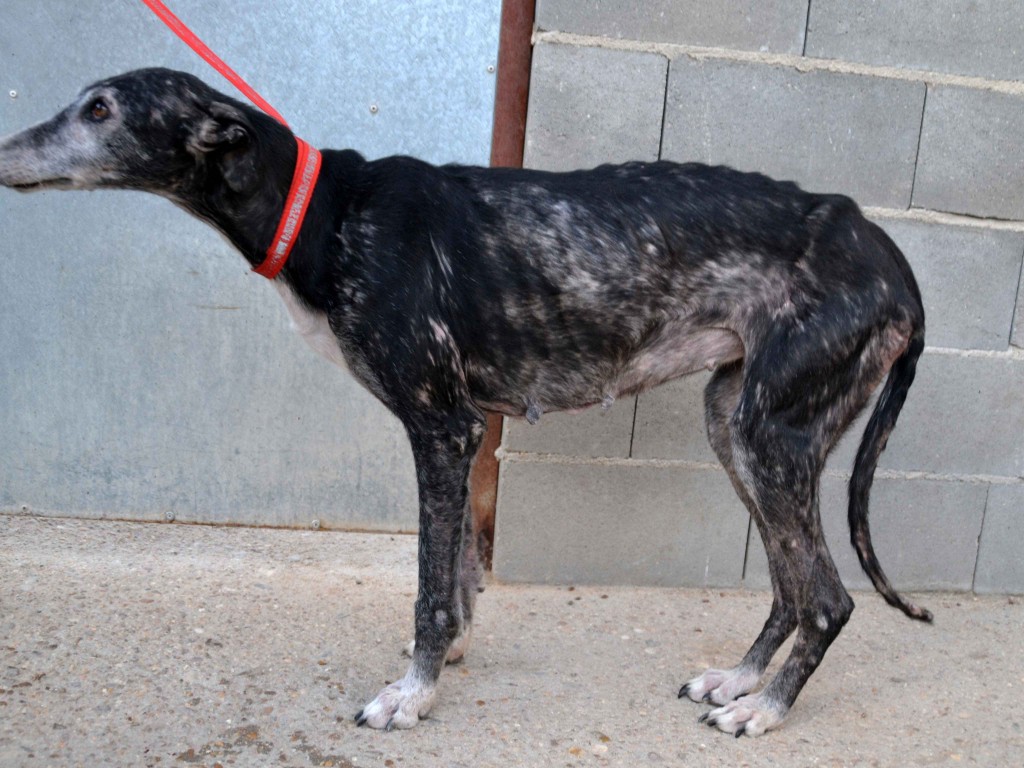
[179,120,310,276]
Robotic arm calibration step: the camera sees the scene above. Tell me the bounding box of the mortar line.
[864,205,1024,231]
[923,345,1024,360]
[532,30,1024,97]
[908,83,929,207]
[494,449,1024,486]
[656,56,672,160]
[628,395,640,457]
[866,468,1021,485]
[740,515,754,584]
[495,448,723,471]
[802,0,813,57]
[1009,242,1024,348]
[971,485,991,592]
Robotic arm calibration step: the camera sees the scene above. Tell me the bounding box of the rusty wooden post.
[469,0,535,567]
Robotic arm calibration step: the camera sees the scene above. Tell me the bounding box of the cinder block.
[913,86,1024,220]
[503,398,636,458]
[523,43,667,172]
[636,351,1024,478]
[975,485,1024,594]
[806,0,1024,83]
[874,218,1023,350]
[827,352,1024,479]
[631,372,717,462]
[744,476,987,591]
[662,57,924,208]
[536,0,809,54]
[493,461,749,587]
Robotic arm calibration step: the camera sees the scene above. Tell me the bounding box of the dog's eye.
[88,100,110,121]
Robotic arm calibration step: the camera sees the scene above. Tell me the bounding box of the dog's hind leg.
[357,406,486,730]
[679,362,798,707]
[701,378,847,733]
[699,312,908,737]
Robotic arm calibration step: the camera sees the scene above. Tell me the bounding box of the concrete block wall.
[493,1,1024,594]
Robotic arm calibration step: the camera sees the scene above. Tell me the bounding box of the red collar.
[142,0,322,280]
[253,137,322,279]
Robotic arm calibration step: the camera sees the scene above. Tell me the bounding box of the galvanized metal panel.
[0,0,501,529]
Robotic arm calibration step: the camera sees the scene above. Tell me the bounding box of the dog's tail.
[848,316,932,622]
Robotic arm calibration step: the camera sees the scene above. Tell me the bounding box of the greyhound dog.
[0,69,931,737]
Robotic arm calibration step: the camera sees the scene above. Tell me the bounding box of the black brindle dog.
[0,69,932,737]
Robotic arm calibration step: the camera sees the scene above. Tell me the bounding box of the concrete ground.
[0,515,1020,768]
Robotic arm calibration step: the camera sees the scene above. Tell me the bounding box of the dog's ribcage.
[446,164,808,415]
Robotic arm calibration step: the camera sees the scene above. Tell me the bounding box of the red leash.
[140,0,321,279]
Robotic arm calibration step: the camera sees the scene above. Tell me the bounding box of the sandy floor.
[1,514,1020,767]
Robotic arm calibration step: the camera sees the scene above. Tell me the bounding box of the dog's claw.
[679,667,761,705]
[697,712,710,724]
[356,676,436,730]
[355,710,367,727]
[700,694,786,737]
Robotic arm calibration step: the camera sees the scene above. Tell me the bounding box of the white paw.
[355,673,436,730]
[403,626,472,664]
[679,666,761,705]
[698,694,786,737]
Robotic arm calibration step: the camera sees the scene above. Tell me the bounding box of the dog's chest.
[273,282,349,371]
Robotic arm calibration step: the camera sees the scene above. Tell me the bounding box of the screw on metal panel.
[20,504,29,512]
[311,519,321,530]
[165,511,175,522]
[9,91,17,99]
[486,65,495,74]
[369,104,378,115]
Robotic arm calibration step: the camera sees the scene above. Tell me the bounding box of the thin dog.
[0,69,932,737]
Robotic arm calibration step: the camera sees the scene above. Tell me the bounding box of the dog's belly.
[474,324,744,418]
[615,324,744,393]
[274,278,743,421]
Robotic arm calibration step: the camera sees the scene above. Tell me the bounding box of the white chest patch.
[274,282,349,371]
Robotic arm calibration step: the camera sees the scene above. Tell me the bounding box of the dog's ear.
[187,102,258,193]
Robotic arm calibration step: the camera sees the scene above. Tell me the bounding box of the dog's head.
[0,68,281,200]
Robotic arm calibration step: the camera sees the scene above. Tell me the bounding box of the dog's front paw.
[679,666,760,705]
[698,694,786,738]
[355,674,436,730]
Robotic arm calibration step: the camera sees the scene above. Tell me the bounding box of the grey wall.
[0,1,500,530]
[494,0,1024,594]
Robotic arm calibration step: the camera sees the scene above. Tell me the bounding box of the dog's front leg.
[356,409,484,730]
[402,496,481,663]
